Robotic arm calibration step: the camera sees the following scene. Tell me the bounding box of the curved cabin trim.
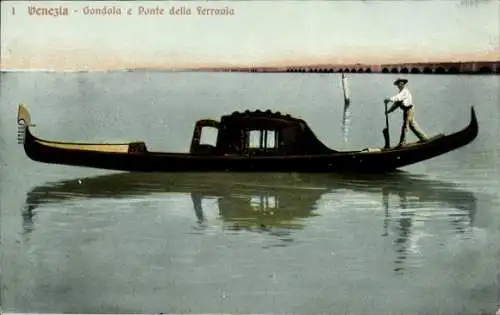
[189,119,221,154]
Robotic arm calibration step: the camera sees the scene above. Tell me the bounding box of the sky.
[1,0,499,70]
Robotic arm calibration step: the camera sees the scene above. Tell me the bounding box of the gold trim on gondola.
[34,140,131,153]
[17,104,33,125]
[17,104,36,144]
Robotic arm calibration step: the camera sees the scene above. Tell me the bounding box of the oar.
[383,101,390,149]
[341,72,350,108]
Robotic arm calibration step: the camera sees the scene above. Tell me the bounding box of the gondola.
[16,104,478,173]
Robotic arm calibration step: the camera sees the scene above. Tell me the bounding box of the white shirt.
[390,87,413,108]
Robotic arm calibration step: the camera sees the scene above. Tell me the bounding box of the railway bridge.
[196,61,499,74]
[284,61,499,74]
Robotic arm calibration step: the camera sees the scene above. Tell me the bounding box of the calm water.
[0,72,499,314]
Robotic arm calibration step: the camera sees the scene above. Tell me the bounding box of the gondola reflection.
[23,173,326,237]
[22,171,477,271]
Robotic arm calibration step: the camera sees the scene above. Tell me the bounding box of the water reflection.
[23,173,327,239]
[377,175,477,271]
[22,171,477,271]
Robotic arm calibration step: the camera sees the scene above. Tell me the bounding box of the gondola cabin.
[189,110,335,156]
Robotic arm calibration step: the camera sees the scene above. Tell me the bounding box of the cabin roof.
[220,110,304,129]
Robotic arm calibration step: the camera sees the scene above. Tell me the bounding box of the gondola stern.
[449,105,479,143]
[443,105,479,150]
[469,106,478,131]
[463,105,479,143]
[434,105,479,156]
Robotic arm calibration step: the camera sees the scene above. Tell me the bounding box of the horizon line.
[1,60,499,73]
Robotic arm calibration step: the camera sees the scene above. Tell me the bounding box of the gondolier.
[384,78,428,147]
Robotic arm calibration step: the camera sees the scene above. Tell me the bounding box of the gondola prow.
[17,104,36,144]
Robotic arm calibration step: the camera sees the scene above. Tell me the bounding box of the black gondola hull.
[18,106,479,173]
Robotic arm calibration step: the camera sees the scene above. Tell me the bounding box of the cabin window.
[200,126,218,146]
[248,130,261,148]
[247,129,279,149]
[250,195,279,211]
[266,130,276,148]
